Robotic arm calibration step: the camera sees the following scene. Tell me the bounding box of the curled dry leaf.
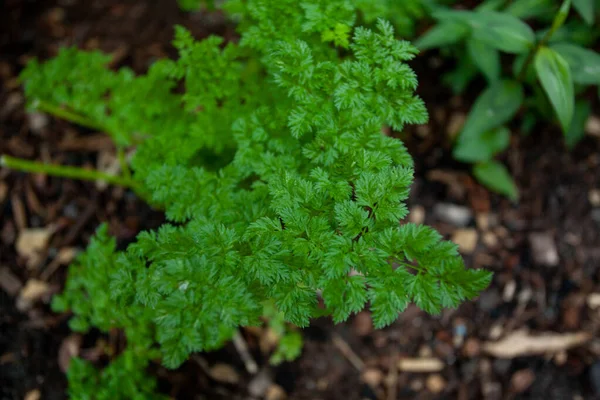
[16,227,54,269]
[209,363,240,384]
[16,279,52,311]
[397,357,445,373]
[58,334,83,373]
[483,330,591,358]
[587,293,600,309]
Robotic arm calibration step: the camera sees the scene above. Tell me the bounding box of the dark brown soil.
[1,1,599,399]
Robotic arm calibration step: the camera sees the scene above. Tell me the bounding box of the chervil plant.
[4,1,491,397]
[416,0,600,200]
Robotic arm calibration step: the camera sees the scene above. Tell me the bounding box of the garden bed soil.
[1,1,599,399]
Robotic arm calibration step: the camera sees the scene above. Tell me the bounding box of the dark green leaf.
[467,11,536,54]
[565,100,591,149]
[476,0,505,11]
[573,0,595,24]
[415,22,470,51]
[505,0,555,19]
[551,43,600,85]
[551,0,572,32]
[457,80,523,144]
[405,274,442,315]
[453,126,511,163]
[535,46,574,132]
[473,161,519,200]
[467,38,500,83]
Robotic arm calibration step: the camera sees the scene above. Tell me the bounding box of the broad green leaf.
[573,0,594,24]
[432,8,474,24]
[535,47,574,132]
[454,126,511,163]
[467,11,536,54]
[415,21,470,50]
[458,80,524,142]
[550,0,572,33]
[551,43,600,85]
[476,0,505,10]
[505,0,555,19]
[467,37,500,83]
[565,100,591,149]
[473,161,519,200]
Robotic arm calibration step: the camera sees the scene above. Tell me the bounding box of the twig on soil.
[233,330,258,374]
[386,352,398,400]
[331,333,364,371]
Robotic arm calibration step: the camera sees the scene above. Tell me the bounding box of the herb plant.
[416,0,600,199]
[5,1,492,397]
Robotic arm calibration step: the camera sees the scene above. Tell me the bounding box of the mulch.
[1,1,599,399]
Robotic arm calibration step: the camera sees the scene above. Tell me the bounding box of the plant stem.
[33,100,106,132]
[1,155,138,190]
[118,147,132,180]
[517,0,569,81]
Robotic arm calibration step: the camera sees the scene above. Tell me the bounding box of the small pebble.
[452,229,478,254]
[528,232,559,267]
[409,205,426,225]
[434,203,473,227]
[510,369,535,393]
[589,189,600,207]
[361,368,383,387]
[209,363,240,384]
[463,338,481,357]
[265,384,287,400]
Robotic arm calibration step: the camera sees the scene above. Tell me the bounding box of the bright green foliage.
[416,0,600,199]
[22,1,492,397]
[66,351,166,400]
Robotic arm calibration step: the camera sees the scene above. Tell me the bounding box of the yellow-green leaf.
[535,46,574,133]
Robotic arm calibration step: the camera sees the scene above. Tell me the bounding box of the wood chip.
[397,357,444,373]
[0,181,7,203]
[209,363,240,384]
[426,374,446,394]
[11,193,27,231]
[16,227,53,269]
[589,189,600,207]
[0,267,22,296]
[24,389,41,400]
[16,279,52,311]
[483,330,591,358]
[586,116,600,137]
[452,229,478,254]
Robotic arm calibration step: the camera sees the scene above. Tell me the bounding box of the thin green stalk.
[1,155,138,191]
[517,0,571,81]
[118,147,132,180]
[33,100,106,132]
